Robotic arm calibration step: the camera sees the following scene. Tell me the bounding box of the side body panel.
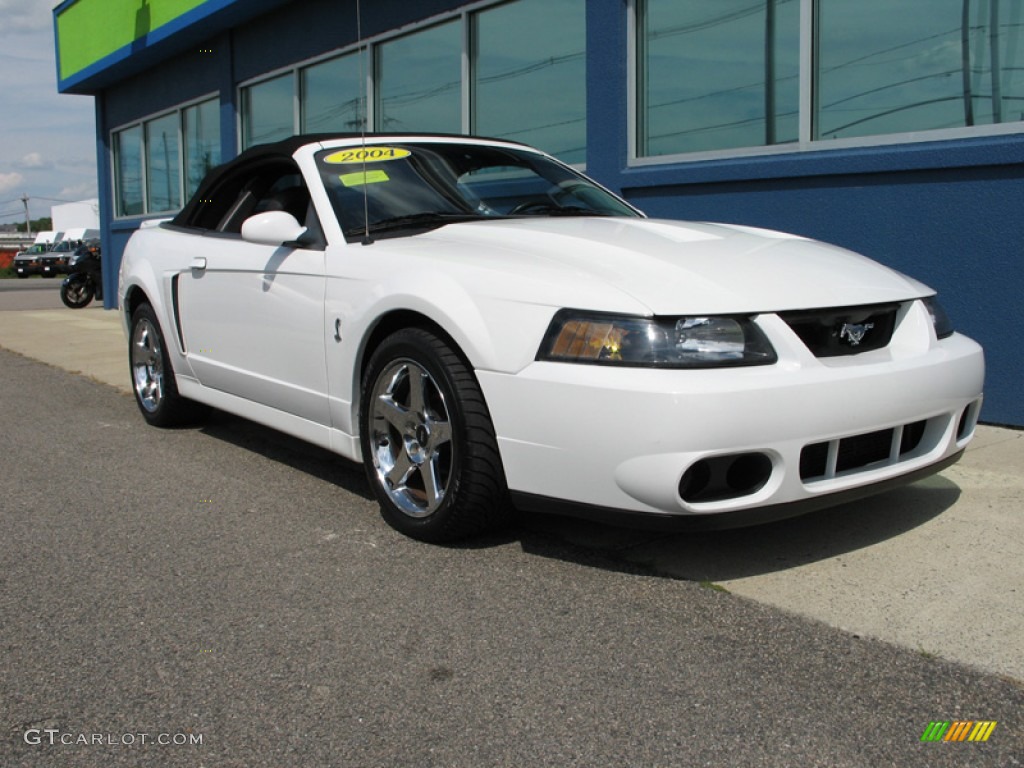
[177,238,328,424]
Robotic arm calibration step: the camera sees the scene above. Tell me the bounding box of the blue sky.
[0,0,97,228]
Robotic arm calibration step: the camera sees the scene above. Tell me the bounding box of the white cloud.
[0,0,54,35]
[0,172,25,195]
[0,2,97,208]
[18,152,51,169]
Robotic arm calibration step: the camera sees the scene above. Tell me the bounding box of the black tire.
[60,275,94,309]
[16,273,27,279]
[129,303,208,427]
[359,328,511,542]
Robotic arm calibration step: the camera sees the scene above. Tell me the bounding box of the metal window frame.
[234,0,586,153]
[109,92,218,220]
[236,1,508,143]
[628,0,1024,167]
[112,124,145,219]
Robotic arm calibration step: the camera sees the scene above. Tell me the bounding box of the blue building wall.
[90,0,1023,425]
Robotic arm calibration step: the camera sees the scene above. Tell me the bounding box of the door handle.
[190,257,207,271]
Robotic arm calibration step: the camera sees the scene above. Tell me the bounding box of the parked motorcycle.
[60,240,103,309]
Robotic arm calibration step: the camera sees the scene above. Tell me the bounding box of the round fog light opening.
[678,460,711,502]
[726,453,773,494]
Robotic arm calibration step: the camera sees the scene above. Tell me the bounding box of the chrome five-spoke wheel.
[359,328,510,542]
[128,303,206,427]
[131,315,165,413]
[369,359,454,518]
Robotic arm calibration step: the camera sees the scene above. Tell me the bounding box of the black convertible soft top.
[172,132,528,227]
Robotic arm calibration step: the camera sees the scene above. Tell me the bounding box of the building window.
[474,0,586,164]
[184,99,221,199]
[635,0,1023,161]
[112,96,220,218]
[301,52,365,133]
[113,125,144,217]
[816,0,1024,140]
[237,0,589,162]
[145,113,181,213]
[242,73,295,148]
[638,0,800,158]
[377,21,462,133]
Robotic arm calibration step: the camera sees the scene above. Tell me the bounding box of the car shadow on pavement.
[516,477,961,582]
[196,410,374,501]
[183,407,963,581]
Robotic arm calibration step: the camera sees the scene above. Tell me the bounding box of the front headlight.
[538,310,777,368]
[922,296,954,339]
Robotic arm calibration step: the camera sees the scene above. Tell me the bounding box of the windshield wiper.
[355,212,482,237]
[512,205,611,217]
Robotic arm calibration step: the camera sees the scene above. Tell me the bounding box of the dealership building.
[55,0,1023,425]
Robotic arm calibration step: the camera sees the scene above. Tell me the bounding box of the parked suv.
[39,238,80,277]
[13,243,50,277]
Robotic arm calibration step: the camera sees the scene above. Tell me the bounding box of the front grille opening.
[799,442,829,480]
[901,420,927,454]
[956,401,980,441]
[957,407,971,440]
[680,453,772,504]
[836,428,893,472]
[779,303,899,357]
[800,419,933,482]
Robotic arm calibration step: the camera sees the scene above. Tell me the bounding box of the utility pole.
[765,0,777,145]
[990,0,1002,122]
[21,193,31,235]
[962,0,974,126]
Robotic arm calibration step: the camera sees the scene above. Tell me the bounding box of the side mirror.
[240,211,308,247]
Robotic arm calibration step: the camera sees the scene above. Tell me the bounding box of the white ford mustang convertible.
[119,134,984,541]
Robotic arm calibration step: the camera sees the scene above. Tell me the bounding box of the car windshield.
[316,142,639,240]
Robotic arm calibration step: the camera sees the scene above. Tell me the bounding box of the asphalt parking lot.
[1,279,1022,766]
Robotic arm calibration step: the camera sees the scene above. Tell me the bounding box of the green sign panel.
[57,0,206,81]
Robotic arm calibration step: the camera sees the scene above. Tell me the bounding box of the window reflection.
[302,53,366,133]
[114,126,144,217]
[242,73,295,148]
[474,0,586,164]
[378,21,461,133]
[640,0,800,157]
[184,99,220,199]
[146,113,181,212]
[816,0,1024,139]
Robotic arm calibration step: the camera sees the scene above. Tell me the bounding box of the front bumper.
[479,330,984,522]
[14,260,42,276]
[41,260,70,276]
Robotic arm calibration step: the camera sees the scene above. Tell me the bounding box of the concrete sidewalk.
[1,305,1022,681]
[0,306,128,392]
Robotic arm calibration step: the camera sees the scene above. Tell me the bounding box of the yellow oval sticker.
[324,147,411,164]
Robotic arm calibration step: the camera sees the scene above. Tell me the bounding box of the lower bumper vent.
[800,419,928,482]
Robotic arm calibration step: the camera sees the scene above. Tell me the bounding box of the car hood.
[416,217,932,314]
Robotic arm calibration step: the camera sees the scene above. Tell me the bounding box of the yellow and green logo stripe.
[920,720,998,742]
